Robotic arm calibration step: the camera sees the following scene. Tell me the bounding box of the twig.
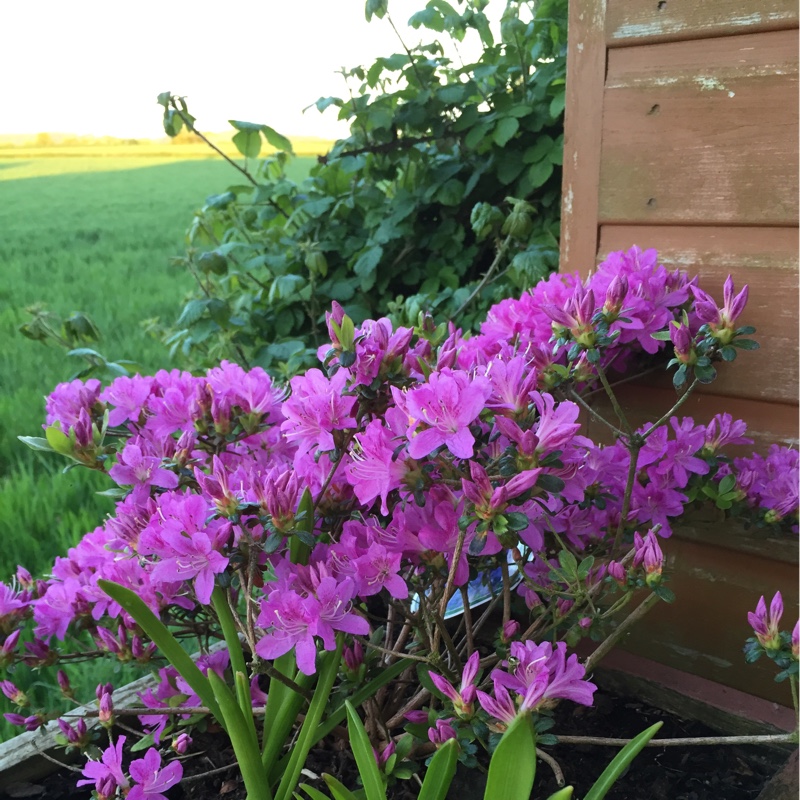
[454,235,512,320]
[536,747,565,786]
[170,101,289,220]
[583,592,661,675]
[640,377,700,441]
[31,741,84,773]
[180,761,240,783]
[594,361,632,436]
[570,389,625,438]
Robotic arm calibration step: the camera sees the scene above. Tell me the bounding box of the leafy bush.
[158,0,567,375]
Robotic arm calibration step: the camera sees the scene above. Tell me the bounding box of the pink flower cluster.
[3,248,795,770]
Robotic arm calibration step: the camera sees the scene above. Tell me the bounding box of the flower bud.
[428,717,458,746]
[98,691,114,728]
[501,620,520,644]
[607,560,627,586]
[172,733,192,755]
[0,680,28,707]
[57,670,74,699]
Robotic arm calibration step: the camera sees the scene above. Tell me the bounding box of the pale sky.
[1,0,490,140]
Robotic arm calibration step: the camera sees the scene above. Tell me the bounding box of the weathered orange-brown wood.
[597,226,799,403]
[620,537,799,704]
[559,0,606,274]
[606,0,799,47]
[599,29,799,226]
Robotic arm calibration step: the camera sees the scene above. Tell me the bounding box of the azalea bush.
[2,247,798,798]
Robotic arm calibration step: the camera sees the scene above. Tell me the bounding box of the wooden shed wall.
[560,0,799,703]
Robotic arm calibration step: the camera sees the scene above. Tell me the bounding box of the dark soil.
[2,689,789,800]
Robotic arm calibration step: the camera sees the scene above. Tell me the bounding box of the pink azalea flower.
[392,369,491,460]
[128,747,183,800]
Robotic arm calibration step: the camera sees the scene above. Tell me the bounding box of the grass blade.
[345,700,387,800]
[322,775,359,800]
[211,585,251,714]
[583,722,663,800]
[274,637,344,800]
[483,712,537,800]
[97,579,222,724]
[209,669,272,800]
[418,737,459,800]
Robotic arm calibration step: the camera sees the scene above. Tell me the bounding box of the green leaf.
[232,129,262,159]
[545,788,574,800]
[523,135,555,164]
[322,775,360,800]
[493,117,520,147]
[208,670,273,800]
[346,701,387,800]
[549,90,566,119]
[290,488,315,566]
[650,330,673,341]
[97,580,222,723]
[653,586,675,604]
[365,0,388,21]
[526,160,554,189]
[418,738,458,800]
[558,549,579,578]
[300,785,333,800]
[717,474,736,495]
[584,722,662,800]
[177,299,208,327]
[275,638,344,800]
[45,424,73,455]
[484,713,537,800]
[731,338,759,350]
[261,124,294,154]
[18,435,54,453]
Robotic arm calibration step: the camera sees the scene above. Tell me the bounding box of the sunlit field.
[0,152,316,740]
[0,154,316,574]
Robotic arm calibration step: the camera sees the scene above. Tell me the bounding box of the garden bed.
[1,663,794,800]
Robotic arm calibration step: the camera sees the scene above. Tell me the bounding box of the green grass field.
[0,154,315,574]
[0,153,315,741]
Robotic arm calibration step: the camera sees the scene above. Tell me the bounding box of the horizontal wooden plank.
[585,386,799,454]
[599,30,799,225]
[606,0,799,47]
[619,536,799,704]
[598,226,799,403]
[594,650,796,738]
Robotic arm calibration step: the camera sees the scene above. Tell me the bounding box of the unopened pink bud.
[172,732,192,754]
[98,691,114,727]
[0,680,27,707]
[501,620,520,643]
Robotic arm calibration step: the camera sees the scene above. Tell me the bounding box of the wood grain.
[559,0,606,274]
[619,536,799,704]
[606,0,799,47]
[585,386,799,453]
[599,29,799,226]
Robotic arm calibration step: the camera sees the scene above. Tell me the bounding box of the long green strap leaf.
[545,788,574,800]
[209,670,272,800]
[211,586,251,715]
[275,637,344,800]
[418,738,459,800]
[262,651,297,760]
[264,668,318,778]
[321,775,359,800]
[345,700,387,800]
[290,488,314,566]
[97,579,223,725]
[583,722,663,800]
[298,786,333,800]
[483,712,537,800]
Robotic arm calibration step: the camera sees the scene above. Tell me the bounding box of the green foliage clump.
[159,0,567,374]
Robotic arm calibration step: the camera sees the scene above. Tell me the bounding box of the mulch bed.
[1,688,789,800]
